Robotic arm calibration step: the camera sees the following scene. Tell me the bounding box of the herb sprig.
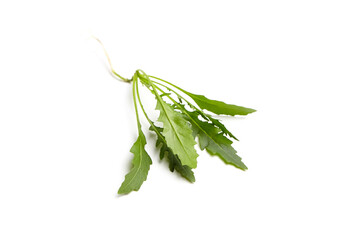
[95,38,256,194]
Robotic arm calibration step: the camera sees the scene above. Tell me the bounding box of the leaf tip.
[244,108,257,115]
[188,177,196,183]
[237,163,248,171]
[117,188,128,195]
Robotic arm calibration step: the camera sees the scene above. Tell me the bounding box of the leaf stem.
[135,73,165,142]
[152,85,182,108]
[137,71,172,132]
[149,75,188,94]
[132,73,141,131]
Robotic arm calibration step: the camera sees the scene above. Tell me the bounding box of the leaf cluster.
[118,70,256,194]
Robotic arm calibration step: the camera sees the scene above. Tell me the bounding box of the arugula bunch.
[95,39,256,194]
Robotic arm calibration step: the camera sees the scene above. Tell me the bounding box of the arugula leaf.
[118,128,152,194]
[206,114,238,141]
[184,111,247,170]
[136,73,195,183]
[149,75,256,116]
[150,124,195,183]
[155,99,199,168]
[182,92,256,116]
[118,74,152,194]
[140,71,198,169]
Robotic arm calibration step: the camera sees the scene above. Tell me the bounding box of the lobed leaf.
[206,114,238,141]
[150,124,195,182]
[185,111,248,170]
[118,129,152,194]
[155,97,199,168]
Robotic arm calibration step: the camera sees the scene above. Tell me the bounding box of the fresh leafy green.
[139,71,199,169]
[150,124,195,183]
[145,79,240,141]
[118,76,152,194]
[149,75,256,116]
[154,97,198,168]
[206,114,238,141]
[118,129,152,194]
[181,92,256,116]
[95,38,255,194]
[167,100,247,170]
[187,111,247,170]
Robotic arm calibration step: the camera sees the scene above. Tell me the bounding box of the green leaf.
[118,129,152,194]
[155,97,199,168]
[166,90,240,140]
[206,114,238,141]
[149,75,255,116]
[150,125,195,183]
[176,100,238,140]
[184,92,256,116]
[185,111,248,170]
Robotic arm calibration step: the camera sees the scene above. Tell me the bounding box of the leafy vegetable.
[94,38,256,194]
[118,128,152,194]
[118,76,152,194]
[181,92,256,116]
[153,88,199,169]
[149,76,256,116]
[206,114,238,140]
[186,111,247,170]
[150,124,195,183]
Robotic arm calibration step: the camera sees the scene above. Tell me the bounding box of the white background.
[1,1,359,239]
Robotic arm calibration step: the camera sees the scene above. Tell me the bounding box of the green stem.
[137,70,199,118]
[151,80,207,118]
[134,73,165,142]
[149,75,188,94]
[152,85,180,106]
[132,73,141,131]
